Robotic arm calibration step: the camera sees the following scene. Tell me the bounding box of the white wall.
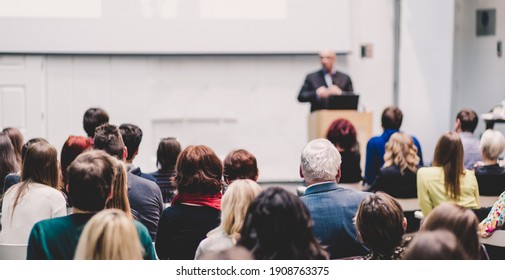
[452,0,505,137]
[398,0,456,164]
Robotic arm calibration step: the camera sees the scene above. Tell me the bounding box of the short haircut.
[381,106,403,130]
[156,137,181,170]
[480,129,505,161]
[300,138,341,183]
[93,124,125,160]
[83,108,109,138]
[175,145,223,195]
[223,149,259,183]
[67,150,116,212]
[326,118,358,151]
[402,230,469,260]
[456,108,478,133]
[119,124,143,161]
[355,193,405,254]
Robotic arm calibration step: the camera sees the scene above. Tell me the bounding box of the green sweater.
[27,213,156,260]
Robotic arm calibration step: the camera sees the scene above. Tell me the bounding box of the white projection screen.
[0,0,350,54]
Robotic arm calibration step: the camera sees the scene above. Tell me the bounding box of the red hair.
[326,118,358,151]
[61,135,93,184]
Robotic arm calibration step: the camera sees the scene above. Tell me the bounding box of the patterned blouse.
[479,191,505,238]
[364,246,405,260]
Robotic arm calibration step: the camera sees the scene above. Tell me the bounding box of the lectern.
[308,110,372,169]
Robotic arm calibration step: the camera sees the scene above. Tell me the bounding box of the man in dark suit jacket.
[298,50,354,112]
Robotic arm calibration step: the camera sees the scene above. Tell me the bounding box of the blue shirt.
[364,129,424,185]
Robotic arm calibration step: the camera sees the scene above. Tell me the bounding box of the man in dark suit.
[298,49,354,112]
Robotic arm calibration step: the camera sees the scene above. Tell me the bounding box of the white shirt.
[0,182,67,244]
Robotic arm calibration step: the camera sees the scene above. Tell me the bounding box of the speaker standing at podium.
[297,49,354,112]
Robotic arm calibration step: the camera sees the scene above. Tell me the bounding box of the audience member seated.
[195,179,261,259]
[369,132,419,198]
[326,118,362,185]
[474,129,505,196]
[3,127,24,167]
[479,191,505,238]
[299,138,370,259]
[417,132,480,216]
[155,145,222,260]
[420,203,482,260]
[223,149,259,193]
[198,246,254,260]
[105,158,135,220]
[0,141,66,244]
[74,209,145,260]
[27,150,156,260]
[364,106,423,185]
[402,230,469,260]
[455,108,482,169]
[94,124,163,240]
[150,137,181,204]
[119,123,157,182]
[0,132,19,194]
[238,187,328,260]
[3,138,48,193]
[354,193,407,260]
[60,135,93,206]
[83,107,109,139]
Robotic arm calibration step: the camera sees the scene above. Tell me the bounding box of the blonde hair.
[480,129,505,161]
[383,132,419,174]
[74,209,143,260]
[105,159,132,220]
[208,179,262,243]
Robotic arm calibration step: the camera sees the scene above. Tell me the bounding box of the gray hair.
[480,129,505,160]
[301,138,342,183]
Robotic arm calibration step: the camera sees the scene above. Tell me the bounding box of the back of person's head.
[21,141,59,189]
[93,124,125,160]
[326,118,358,151]
[210,179,262,243]
[420,203,480,259]
[0,132,19,185]
[21,138,49,163]
[74,209,143,260]
[355,192,406,255]
[83,108,109,138]
[3,127,24,165]
[223,149,259,183]
[480,129,505,161]
[403,229,469,260]
[119,124,143,161]
[156,137,181,171]
[433,131,464,200]
[105,160,132,219]
[238,186,328,260]
[199,246,254,260]
[381,106,403,130]
[383,132,419,173]
[61,135,94,184]
[67,150,116,212]
[300,138,341,184]
[175,145,223,195]
[456,108,478,133]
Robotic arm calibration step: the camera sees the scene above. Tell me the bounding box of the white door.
[0,55,46,140]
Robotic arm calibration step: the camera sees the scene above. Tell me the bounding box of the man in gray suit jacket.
[298,50,354,112]
[299,138,370,259]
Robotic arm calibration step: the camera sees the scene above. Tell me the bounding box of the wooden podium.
[308,110,373,168]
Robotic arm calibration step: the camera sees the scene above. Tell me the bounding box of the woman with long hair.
[60,135,93,185]
[369,132,420,198]
[195,179,262,259]
[105,159,133,220]
[74,209,144,260]
[0,141,66,244]
[149,137,181,204]
[155,145,223,260]
[417,131,479,216]
[0,132,19,194]
[3,127,24,167]
[238,187,328,260]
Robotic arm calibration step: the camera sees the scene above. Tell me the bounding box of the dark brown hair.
[157,137,181,171]
[3,127,24,166]
[456,108,478,133]
[223,149,258,183]
[119,123,143,161]
[381,106,403,130]
[433,132,464,200]
[83,108,109,138]
[175,145,223,195]
[403,229,469,260]
[0,132,19,192]
[93,124,125,160]
[355,193,405,255]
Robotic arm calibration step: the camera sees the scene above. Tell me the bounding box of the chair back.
[0,243,27,260]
